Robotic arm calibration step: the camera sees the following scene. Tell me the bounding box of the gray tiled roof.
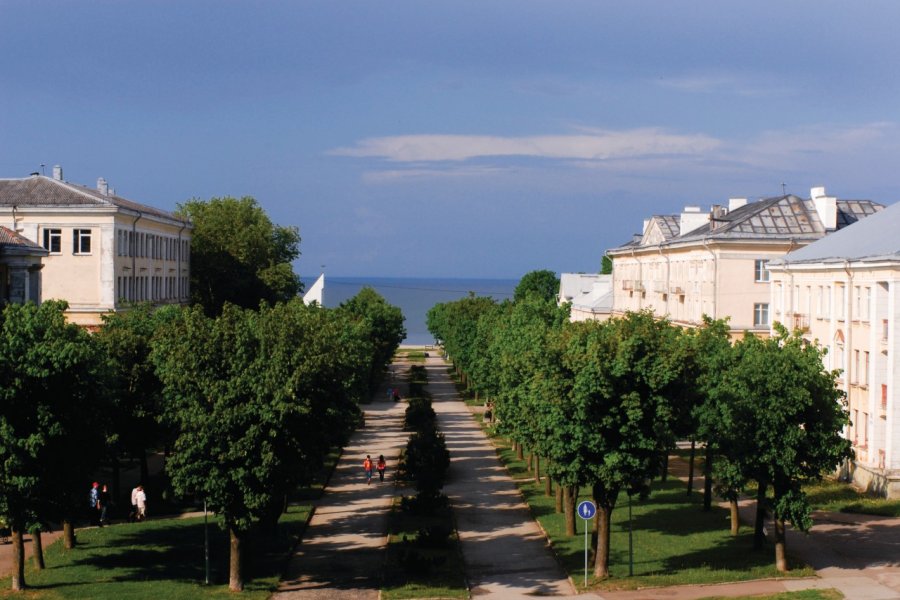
[773,200,900,264]
[0,175,188,223]
[652,215,681,240]
[611,194,883,253]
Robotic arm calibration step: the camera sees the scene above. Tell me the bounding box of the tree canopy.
[513,269,559,303]
[177,196,302,314]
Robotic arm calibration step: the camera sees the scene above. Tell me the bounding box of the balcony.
[669,284,685,295]
[791,312,809,332]
[621,280,634,291]
[633,282,646,292]
[652,280,667,293]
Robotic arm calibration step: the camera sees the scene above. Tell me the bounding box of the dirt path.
[426,355,577,598]
[274,361,410,600]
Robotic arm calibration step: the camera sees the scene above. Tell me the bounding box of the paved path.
[427,355,577,598]
[274,363,410,600]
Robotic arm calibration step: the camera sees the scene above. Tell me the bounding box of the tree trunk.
[754,480,768,550]
[687,439,696,496]
[703,445,713,511]
[660,451,669,482]
[63,519,76,549]
[544,467,552,496]
[32,528,45,570]
[563,486,576,535]
[140,448,150,486]
[112,455,122,502]
[11,528,25,590]
[555,483,563,513]
[730,499,740,536]
[526,452,533,472]
[516,443,524,461]
[774,518,788,572]
[593,506,612,579]
[534,455,540,484]
[229,526,245,592]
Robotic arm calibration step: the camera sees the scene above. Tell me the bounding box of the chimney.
[811,186,837,230]
[728,197,747,211]
[97,177,109,196]
[52,165,63,181]
[709,204,728,230]
[679,205,709,235]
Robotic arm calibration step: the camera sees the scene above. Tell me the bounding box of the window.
[754,259,770,282]
[753,303,769,327]
[853,350,860,384]
[863,351,869,386]
[42,228,61,253]
[73,229,91,254]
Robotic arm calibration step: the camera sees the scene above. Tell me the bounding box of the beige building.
[0,168,191,327]
[768,200,900,498]
[606,188,882,337]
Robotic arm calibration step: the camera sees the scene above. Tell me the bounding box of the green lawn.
[489,437,815,592]
[700,590,842,600]
[804,479,900,517]
[0,507,312,599]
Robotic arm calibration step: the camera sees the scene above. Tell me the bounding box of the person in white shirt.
[135,486,147,521]
[130,486,140,523]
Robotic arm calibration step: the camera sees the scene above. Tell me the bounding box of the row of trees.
[427,273,852,578]
[0,289,404,591]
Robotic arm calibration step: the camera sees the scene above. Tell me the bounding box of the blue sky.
[3,1,900,278]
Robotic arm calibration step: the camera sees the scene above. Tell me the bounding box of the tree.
[152,300,373,591]
[0,301,105,590]
[177,196,302,315]
[339,287,406,392]
[562,312,683,578]
[513,269,559,303]
[722,325,853,571]
[600,255,613,275]
[96,303,181,495]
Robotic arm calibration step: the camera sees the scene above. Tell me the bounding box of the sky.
[3,1,900,278]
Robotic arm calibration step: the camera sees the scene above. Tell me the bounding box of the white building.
[0,168,191,327]
[768,200,900,498]
[558,273,613,322]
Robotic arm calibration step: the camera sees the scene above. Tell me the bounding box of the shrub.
[405,428,450,494]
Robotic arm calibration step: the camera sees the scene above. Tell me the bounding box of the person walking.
[363,455,373,485]
[376,455,386,482]
[135,485,147,521]
[99,484,112,526]
[129,485,140,523]
[89,482,101,526]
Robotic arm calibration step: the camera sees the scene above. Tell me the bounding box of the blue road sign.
[577,500,596,520]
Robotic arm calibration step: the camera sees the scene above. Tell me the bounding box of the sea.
[301,276,518,346]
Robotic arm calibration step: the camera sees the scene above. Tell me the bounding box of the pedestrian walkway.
[426,355,576,598]
[274,363,410,600]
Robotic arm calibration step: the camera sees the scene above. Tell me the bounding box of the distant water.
[301,276,518,345]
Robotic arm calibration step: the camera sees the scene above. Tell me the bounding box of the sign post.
[577,500,596,588]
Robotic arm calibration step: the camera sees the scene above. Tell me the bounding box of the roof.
[0,225,47,255]
[609,194,883,253]
[559,273,608,301]
[772,200,900,265]
[570,281,614,314]
[0,175,189,224]
[653,215,681,240]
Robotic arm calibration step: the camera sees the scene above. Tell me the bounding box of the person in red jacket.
[376,455,387,482]
[363,455,373,485]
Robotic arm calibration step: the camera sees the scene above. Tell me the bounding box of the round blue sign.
[577,500,596,520]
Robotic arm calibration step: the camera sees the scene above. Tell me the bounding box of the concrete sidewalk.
[274,361,410,600]
[427,355,577,598]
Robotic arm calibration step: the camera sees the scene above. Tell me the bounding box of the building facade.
[0,168,191,327]
[607,188,882,337]
[768,200,900,498]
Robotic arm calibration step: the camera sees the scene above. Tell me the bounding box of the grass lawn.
[0,506,312,599]
[488,437,815,592]
[700,591,842,600]
[804,479,900,517]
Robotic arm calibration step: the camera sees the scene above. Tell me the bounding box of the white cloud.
[329,128,721,163]
[362,165,514,184]
[654,73,793,97]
